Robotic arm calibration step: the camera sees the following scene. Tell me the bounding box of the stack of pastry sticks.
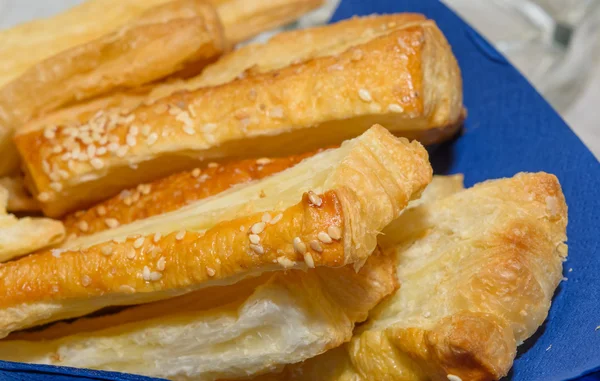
[0,2,568,381]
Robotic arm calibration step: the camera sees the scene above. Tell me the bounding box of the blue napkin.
[2,0,599,380]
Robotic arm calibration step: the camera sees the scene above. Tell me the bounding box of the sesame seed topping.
[96,147,107,156]
[207,162,218,168]
[141,125,151,136]
[293,237,306,254]
[42,160,50,173]
[105,218,120,229]
[153,232,162,243]
[142,266,151,281]
[388,104,404,113]
[251,222,266,235]
[327,226,342,240]
[38,192,51,202]
[183,126,195,135]
[90,158,104,169]
[308,192,323,206]
[256,158,272,165]
[138,184,151,195]
[250,244,264,254]
[146,133,158,145]
[304,253,315,268]
[126,247,136,259]
[78,220,89,232]
[52,145,63,154]
[317,232,332,244]
[97,205,107,216]
[270,213,283,225]
[133,237,145,249]
[239,225,245,232]
[126,135,137,147]
[87,145,96,158]
[129,125,139,136]
[101,246,113,256]
[119,285,136,293]
[156,257,166,271]
[447,375,463,381]
[50,182,63,192]
[249,234,261,244]
[81,275,92,287]
[198,174,210,182]
[206,267,216,277]
[191,168,201,177]
[43,127,56,139]
[175,230,186,240]
[358,88,372,102]
[261,213,272,223]
[309,240,323,253]
[51,249,64,258]
[277,256,295,268]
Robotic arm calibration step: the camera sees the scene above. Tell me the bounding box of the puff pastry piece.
[0,126,432,338]
[0,0,226,176]
[258,172,568,381]
[16,20,461,217]
[63,151,319,239]
[0,176,40,212]
[2,251,396,381]
[0,186,65,262]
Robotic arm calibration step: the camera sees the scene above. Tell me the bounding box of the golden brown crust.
[2,252,397,380]
[256,172,567,381]
[0,126,432,337]
[63,151,319,238]
[214,0,324,44]
[16,21,458,217]
[0,0,226,176]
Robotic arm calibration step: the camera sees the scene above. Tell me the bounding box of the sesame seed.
[50,182,63,192]
[358,88,372,102]
[105,218,120,228]
[256,158,272,165]
[123,196,133,206]
[317,232,332,244]
[90,158,104,169]
[78,220,89,232]
[42,160,51,173]
[155,104,168,114]
[44,127,56,139]
[96,147,107,156]
[126,247,136,259]
[261,213,272,223]
[304,253,315,268]
[133,237,145,249]
[119,285,136,293]
[142,266,151,281]
[423,311,431,318]
[388,104,404,113]
[146,133,158,145]
[207,162,218,168]
[51,249,64,258]
[52,145,63,154]
[251,222,266,235]
[198,174,210,182]
[308,192,323,206]
[206,267,216,277]
[447,375,462,381]
[240,225,245,232]
[327,226,342,240]
[270,213,283,225]
[293,237,306,254]
[183,126,195,135]
[80,275,92,287]
[250,244,264,254]
[101,246,113,256]
[129,125,139,136]
[87,145,96,158]
[309,240,323,253]
[175,230,186,240]
[126,135,137,147]
[276,256,295,268]
[249,234,261,244]
[191,168,201,177]
[38,192,51,202]
[138,184,151,195]
[156,257,166,271]
[141,124,151,136]
[369,103,382,113]
[97,205,107,216]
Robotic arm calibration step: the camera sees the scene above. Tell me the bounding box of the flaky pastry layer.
[0,0,226,176]
[0,126,431,337]
[63,151,319,239]
[16,19,460,217]
[2,251,395,381]
[0,186,65,262]
[257,172,568,381]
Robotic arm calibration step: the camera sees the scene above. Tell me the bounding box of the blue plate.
[2,0,599,380]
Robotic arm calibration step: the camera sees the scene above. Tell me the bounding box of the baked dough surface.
[255,172,568,381]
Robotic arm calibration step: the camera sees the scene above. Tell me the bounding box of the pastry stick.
[0,0,226,176]
[1,251,395,380]
[16,20,461,217]
[0,186,65,263]
[213,0,324,44]
[0,126,432,338]
[256,172,568,381]
[63,151,319,239]
[0,176,40,212]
